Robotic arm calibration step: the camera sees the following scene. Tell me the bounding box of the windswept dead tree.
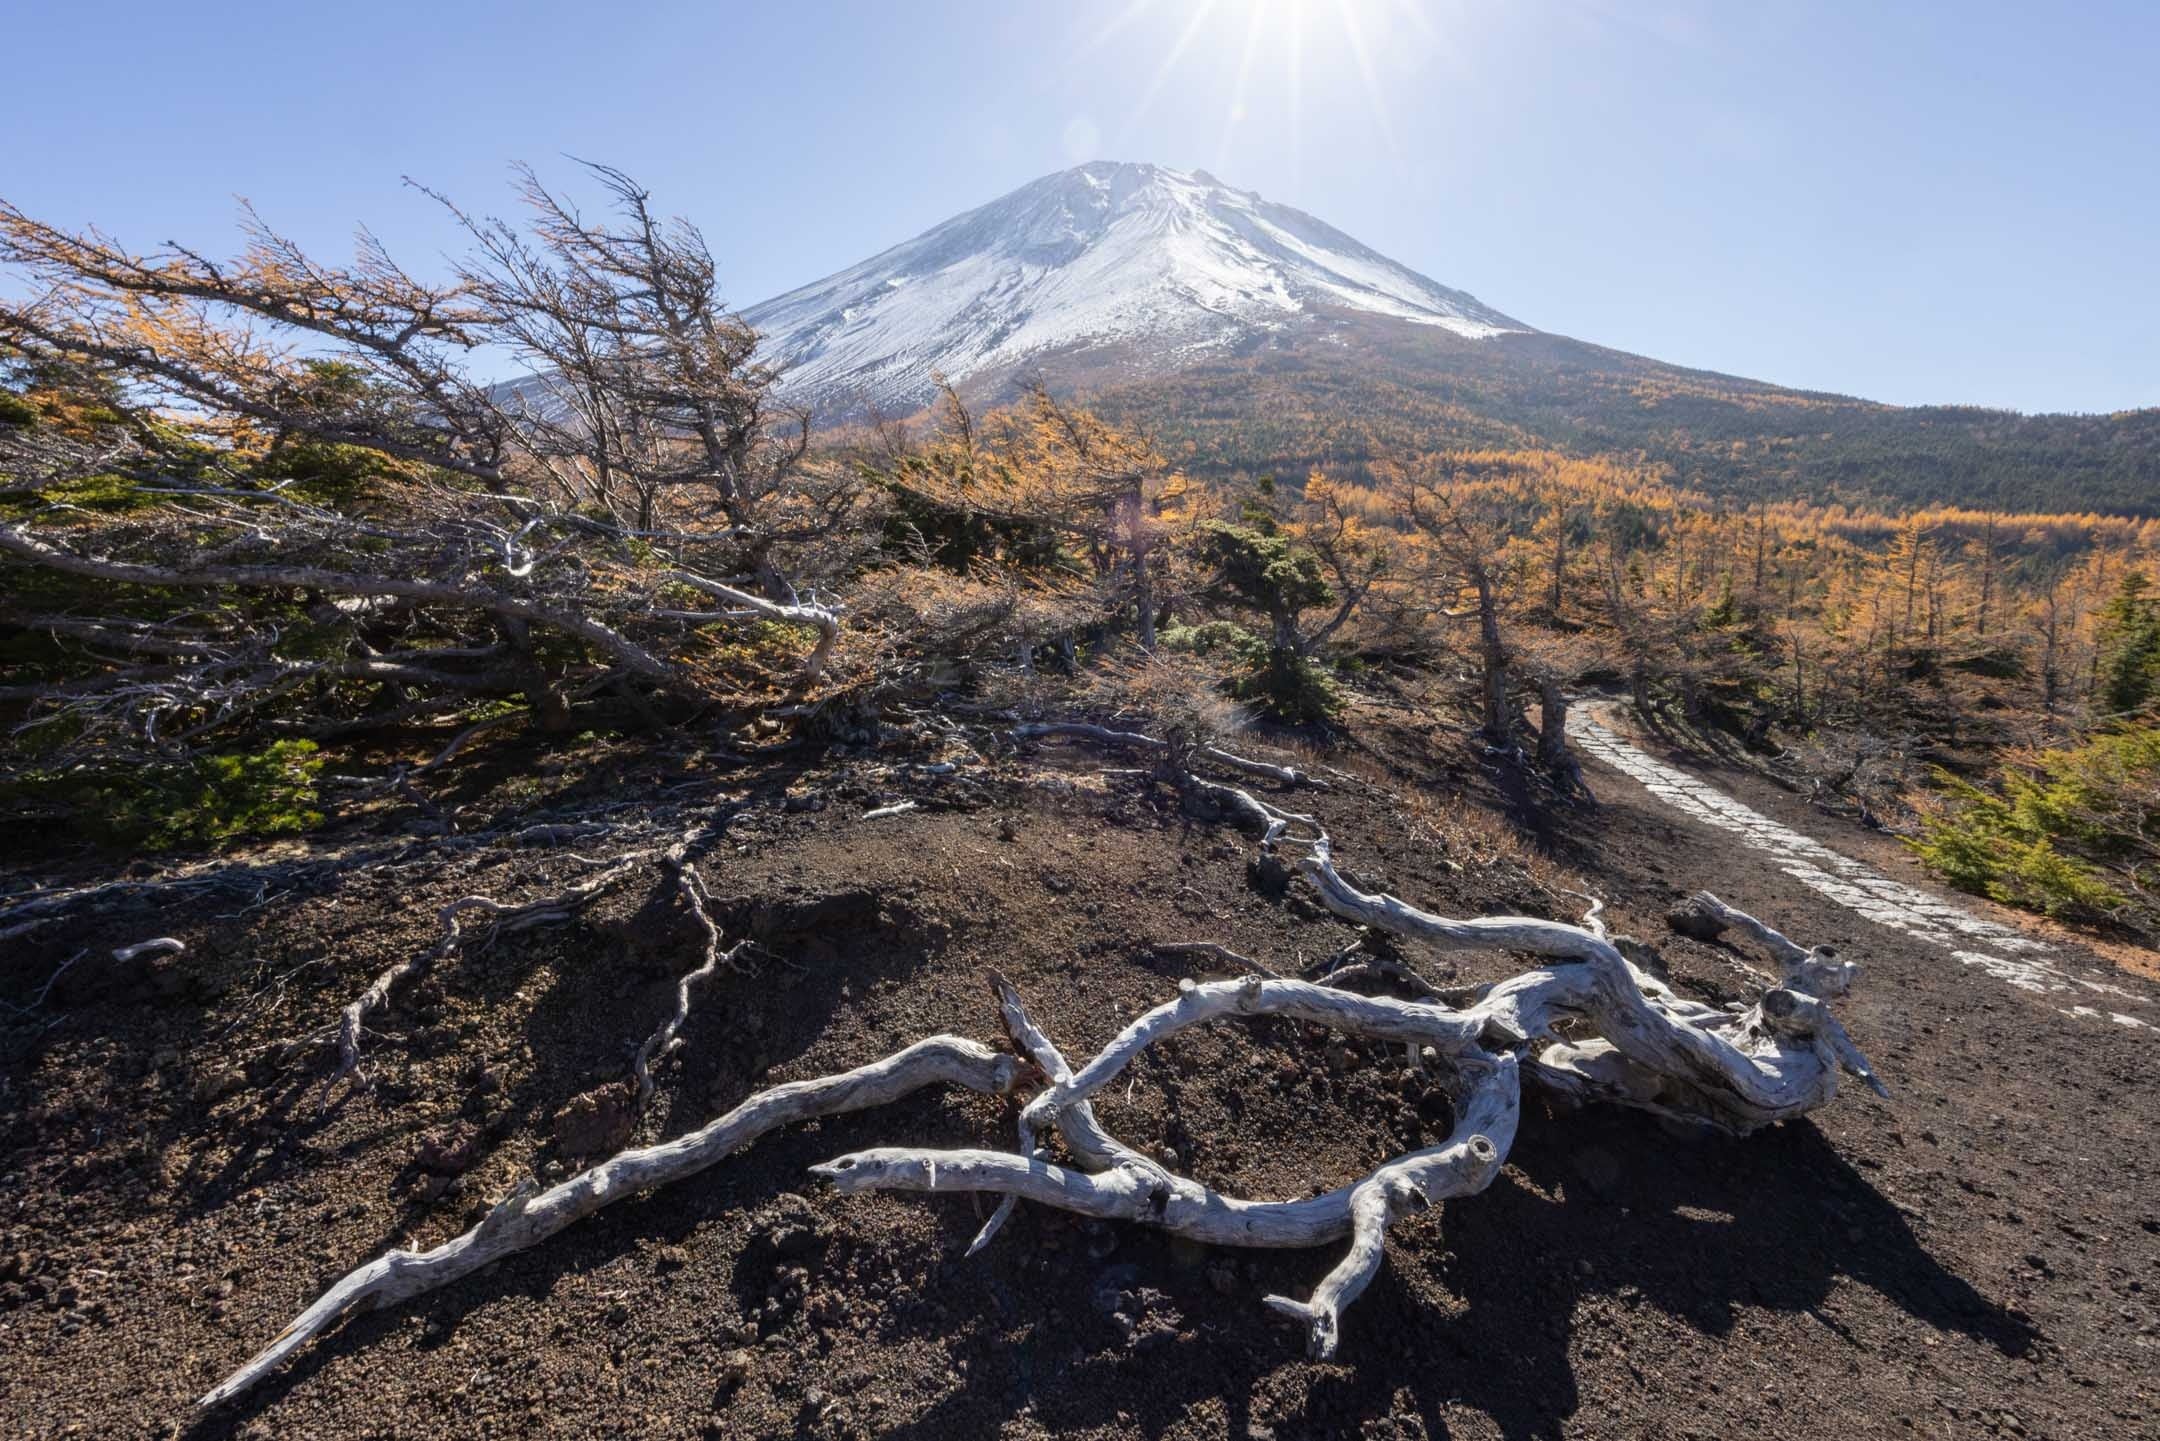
[0,164,857,774]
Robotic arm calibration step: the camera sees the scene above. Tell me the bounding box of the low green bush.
[1911,725,2157,933]
[76,740,328,850]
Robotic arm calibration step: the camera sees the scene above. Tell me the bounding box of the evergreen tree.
[2094,571,2160,718]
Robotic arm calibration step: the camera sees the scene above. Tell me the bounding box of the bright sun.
[1082,0,1445,175]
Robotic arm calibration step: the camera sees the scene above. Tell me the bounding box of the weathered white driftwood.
[963,971,1150,1257]
[112,936,186,963]
[1300,836,1886,1128]
[1260,1055,1518,1357]
[207,719,1888,1403]
[817,1053,1518,1273]
[816,972,1524,1359]
[1688,890,1860,997]
[199,1036,1021,1408]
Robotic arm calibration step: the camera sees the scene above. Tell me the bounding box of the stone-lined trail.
[1567,706,2153,1029]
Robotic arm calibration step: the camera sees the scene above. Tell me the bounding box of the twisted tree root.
[1300,835,1886,1128]
[817,968,1523,1358]
[1682,889,1860,997]
[207,721,1888,1404]
[1259,1058,1517,1357]
[323,857,641,1105]
[629,858,748,1112]
[964,971,1151,1257]
[830,730,1887,1358]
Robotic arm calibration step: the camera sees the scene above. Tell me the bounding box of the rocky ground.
[1,707,2155,1440]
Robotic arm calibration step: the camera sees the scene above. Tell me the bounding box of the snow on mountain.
[741,162,1526,415]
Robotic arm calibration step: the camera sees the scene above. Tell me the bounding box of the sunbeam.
[1215,1,1267,176]
[1333,0,1400,162]
[1119,0,1225,148]
[1081,0,1163,59]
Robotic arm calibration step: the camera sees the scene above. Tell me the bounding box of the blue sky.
[6,1,2155,414]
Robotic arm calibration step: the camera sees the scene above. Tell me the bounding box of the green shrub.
[82,740,327,850]
[1159,620,1266,664]
[1161,620,1338,722]
[2093,572,2160,718]
[1911,726,2158,930]
[255,438,423,509]
[36,472,154,512]
[1230,646,1343,725]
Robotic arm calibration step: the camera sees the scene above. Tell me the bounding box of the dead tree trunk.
[1472,567,1511,742]
[1534,677,1580,785]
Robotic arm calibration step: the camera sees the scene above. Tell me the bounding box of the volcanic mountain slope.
[496,161,2156,512]
[741,161,1525,418]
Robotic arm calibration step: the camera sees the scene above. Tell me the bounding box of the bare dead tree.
[1399,469,1519,744]
[0,165,857,775]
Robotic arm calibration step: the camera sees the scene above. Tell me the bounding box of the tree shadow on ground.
[858,1101,2034,1441]
[174,861,984,1438]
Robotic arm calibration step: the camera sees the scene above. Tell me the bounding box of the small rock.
[191,1068,243,1104]
[654,1245,691,1272]
[1664,898,1728,943]
[1246,853,1294,898]
[413,1173,459,1203]
[415,1124,480,1176]
[552,1082,636,1158]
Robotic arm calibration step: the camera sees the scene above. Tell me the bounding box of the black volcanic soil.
[2,714,2156,1440]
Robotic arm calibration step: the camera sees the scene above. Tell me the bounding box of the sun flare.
[1090,0,1452,181]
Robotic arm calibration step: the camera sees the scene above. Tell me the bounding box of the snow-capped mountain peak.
[742,161,1525,414]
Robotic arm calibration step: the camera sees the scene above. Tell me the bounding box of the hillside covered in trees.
[1079,315,2160,517]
